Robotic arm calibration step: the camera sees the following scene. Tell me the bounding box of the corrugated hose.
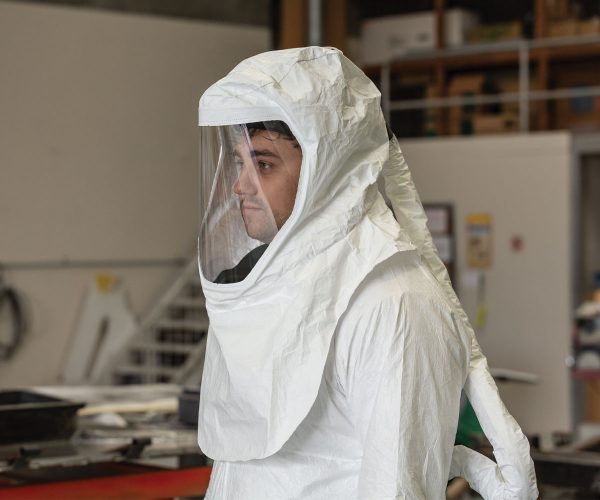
[0,272,26,361]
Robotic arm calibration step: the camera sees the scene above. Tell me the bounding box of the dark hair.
[246,121,295,141]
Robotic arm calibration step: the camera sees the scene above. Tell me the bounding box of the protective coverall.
[196,46,538,499]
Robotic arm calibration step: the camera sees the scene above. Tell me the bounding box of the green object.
[455,400,484,448]
[474,304,488,330]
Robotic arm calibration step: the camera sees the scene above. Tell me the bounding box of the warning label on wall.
[466,213,492,268]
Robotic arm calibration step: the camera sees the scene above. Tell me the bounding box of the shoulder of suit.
[344,250,445,315]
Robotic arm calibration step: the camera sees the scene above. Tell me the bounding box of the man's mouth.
[241,201,262,211]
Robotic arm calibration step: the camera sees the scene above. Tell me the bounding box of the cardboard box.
[547,0,571,20]
[585,380,600,421]
[473,112,519,134]
[549,18,600,37]
[496,76,519,113]
[360,9,479,65]
[496,76,541,119]
[444,9,480,47]
[448,73,485,95]
[578,18,600,36]
[549,18,579,37]
[468,21,522,43]
[447,73,485,135]
[554,64,600,130]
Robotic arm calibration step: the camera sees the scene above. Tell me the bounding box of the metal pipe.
[518,41,530,133]
[308,0,322,46]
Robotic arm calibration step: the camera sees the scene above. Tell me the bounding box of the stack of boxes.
[547,0,600,37]
[546,1,600,131]
[473,112,519,135]
[363,4,600,136]
[360,9,479,66]
[446,73,531,135]
[447,74,485,135]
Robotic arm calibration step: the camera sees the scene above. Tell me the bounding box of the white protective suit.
[197,47,538,499]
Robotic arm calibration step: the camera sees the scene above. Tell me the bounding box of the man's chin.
[245,225,276,244]
[241,212,276,243]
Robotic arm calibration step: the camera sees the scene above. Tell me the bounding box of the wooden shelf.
[363,37,600,76]
[534,41,600,61]
[363,0,600,137]
[367,37,600,136]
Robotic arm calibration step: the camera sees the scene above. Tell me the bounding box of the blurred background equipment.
[62,274,137,384]
[0,384,209,499]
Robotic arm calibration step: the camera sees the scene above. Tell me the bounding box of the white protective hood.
[197,47,537,498]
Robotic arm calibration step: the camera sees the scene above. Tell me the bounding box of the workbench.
[0,384,211,499]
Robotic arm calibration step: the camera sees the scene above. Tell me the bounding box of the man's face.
[233,129,302,243]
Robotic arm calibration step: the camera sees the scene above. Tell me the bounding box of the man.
[213,122,302,284]
[197,47,537,499]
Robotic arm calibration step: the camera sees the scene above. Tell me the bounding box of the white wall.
[400,132,573,435]
[0,1,269,387]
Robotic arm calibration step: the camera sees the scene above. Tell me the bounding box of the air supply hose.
[0,275,26,360]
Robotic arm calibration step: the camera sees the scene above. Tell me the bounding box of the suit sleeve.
[449,338,539,499]
[342,292,470,500]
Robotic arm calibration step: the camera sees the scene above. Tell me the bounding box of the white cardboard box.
[360,9,479,66]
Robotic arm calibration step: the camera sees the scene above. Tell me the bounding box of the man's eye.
[257,161,272,171]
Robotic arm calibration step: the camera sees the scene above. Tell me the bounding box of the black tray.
[0,390,85,444]
[178,387,200,426]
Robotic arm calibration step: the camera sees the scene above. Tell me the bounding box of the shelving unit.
[361,0,600,137]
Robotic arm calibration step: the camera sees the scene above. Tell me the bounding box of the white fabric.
[206,251,469,499]
[383,136,538,498]
[197,47,538,499]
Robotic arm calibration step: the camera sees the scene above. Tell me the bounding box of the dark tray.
[0,390,85,444]
[178,387,200,426]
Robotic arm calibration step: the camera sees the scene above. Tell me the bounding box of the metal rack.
[377,34,600,133]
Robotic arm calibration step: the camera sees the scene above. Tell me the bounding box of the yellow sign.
[95,273,119,294]
[466,213,492,268]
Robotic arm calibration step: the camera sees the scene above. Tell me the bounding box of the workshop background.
[1,0,600,498]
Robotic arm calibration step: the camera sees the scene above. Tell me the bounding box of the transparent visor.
[198,122,302,284]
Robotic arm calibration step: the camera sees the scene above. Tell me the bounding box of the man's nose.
[233,162,258,196]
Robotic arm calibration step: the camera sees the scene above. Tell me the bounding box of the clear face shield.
[198,121,302,284]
